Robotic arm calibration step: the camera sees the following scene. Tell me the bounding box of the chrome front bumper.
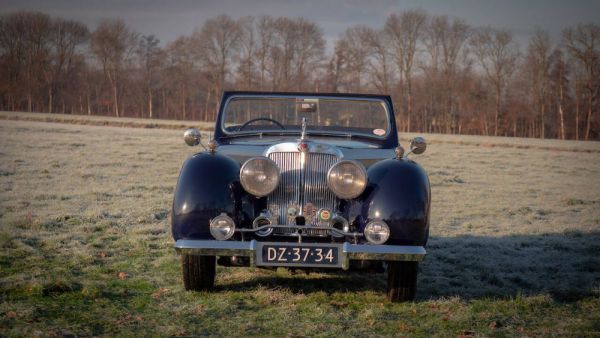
[174,239,426,270]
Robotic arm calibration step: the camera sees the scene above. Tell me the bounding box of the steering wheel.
[237,117,285,131]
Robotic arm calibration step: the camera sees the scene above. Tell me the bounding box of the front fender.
[171,152,242,241]
[357,159,430,246]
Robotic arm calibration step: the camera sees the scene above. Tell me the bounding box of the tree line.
[0,10,598,140]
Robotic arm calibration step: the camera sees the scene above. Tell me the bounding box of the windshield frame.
[216,92,396,143]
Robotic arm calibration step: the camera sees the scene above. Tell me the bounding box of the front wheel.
[181,255,216,291]
[386,261,418,302]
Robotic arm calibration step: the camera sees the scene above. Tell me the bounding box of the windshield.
[221,96,390,139]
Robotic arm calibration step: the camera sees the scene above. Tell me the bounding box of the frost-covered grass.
[0,119,599,336]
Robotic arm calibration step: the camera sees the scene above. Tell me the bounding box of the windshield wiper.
[224,130,374,141]
[304,131,353,138]
[223,131,293,139]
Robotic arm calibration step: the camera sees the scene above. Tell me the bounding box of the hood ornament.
[298,117,309,152]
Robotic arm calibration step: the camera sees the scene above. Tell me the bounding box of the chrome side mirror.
[409,137,427,155]
[184,128,201,146]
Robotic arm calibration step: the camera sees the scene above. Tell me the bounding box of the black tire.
[181,254,216,291]
[386,261,418,302]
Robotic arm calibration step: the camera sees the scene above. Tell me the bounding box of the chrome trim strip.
[174,239,257,256]
[174,239,426,270]
[264,142,344,159]
[299,151,305,216]
[235,224,364,237]
[343,243,426,262]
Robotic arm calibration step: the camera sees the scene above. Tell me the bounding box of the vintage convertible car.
[172,91,430,302]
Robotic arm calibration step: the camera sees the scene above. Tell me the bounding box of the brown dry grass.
[0,111,214,131]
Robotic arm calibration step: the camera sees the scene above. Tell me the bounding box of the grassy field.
[0,118,599,336]
[0,111,215,131]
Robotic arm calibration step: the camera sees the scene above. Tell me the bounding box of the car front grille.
[267,151,338,236]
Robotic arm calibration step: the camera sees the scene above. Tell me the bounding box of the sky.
[1,0,599,49]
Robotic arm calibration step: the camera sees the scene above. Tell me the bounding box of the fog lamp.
[210,213,235,240]
[364,220,390,244]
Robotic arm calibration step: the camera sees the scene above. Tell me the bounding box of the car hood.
[216,137,395,168]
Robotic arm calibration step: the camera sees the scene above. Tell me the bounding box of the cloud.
[1,0,598,48]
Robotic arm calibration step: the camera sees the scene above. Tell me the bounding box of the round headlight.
[327,160,367,199]
[364,220,390,244]
[240,157,280,197]
[210,213,235,240]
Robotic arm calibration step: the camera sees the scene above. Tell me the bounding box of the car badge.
[318,208,332,222]
[303,203,317,224]
[298,142,308,152]
[287,205,298,217]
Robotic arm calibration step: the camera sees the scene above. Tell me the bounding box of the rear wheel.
[181,255,216,291]
[386,261,418,302]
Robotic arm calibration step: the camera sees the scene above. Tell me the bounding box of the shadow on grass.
[217,231,600,302]
[216,272,385,295]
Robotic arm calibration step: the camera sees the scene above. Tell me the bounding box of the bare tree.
[236,16,257,90]
[193,14,241,114]
[384,9,427,131]
[0,12,53,112]
[525,29,552,138]
[46,18,88,113]
[330,38,349,92]
[0,13,27,111]
[255,16,276,90]
[324,39,347,92]
[23,12,52,112]
[90,19,138,117]
[79,57,96,115]
[292,18,325,91]
[563,23,600,140]
[164,36,198,120]
[549,49,569,140]
[267,18,325,91]
[471,27,519,136]
[137,35,162,118]
[423,15,470,133]
[361,28,392,93]
[336,26,372,92]
[570,59,588,140]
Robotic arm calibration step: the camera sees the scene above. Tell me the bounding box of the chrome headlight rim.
[326,160,368,200]
[364,220,390,245]
[240,156,280,197]
[209,213,236,240]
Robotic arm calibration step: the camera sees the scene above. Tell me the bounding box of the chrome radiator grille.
[267,151,338,236]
